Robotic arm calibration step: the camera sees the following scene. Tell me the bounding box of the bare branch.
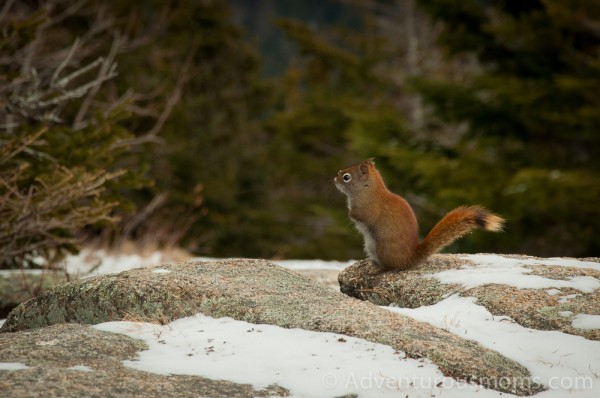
[118,192,169,244]
[0,127,48,165]
[110,134,166,148]
[0,165,123,266]
[104,88,134,114]
[36,65,117,108]
[113,42,197,148]
[146,42,197,136]
[73,32,121,129]
[51,38,81,87]
[0,1,176,269]
[54,56,104,89]
[0,0,16,24]
[20,3,53,78]
[45,0,88,28]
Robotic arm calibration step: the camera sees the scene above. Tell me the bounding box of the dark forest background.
[2,0,599,268]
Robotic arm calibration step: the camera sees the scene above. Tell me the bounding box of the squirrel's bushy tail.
[414,205,504,264]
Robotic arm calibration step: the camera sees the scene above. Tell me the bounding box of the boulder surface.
[1,258,545,395]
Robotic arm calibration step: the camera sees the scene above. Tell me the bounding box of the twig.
[118,192,169,244]
[37,69,117,108]
[112,41,197,148]
[0,122,20,130]
[1,127,48,164]
[46,0,88,28]
[51,38,81,87]
[147,43,198,137]
[105,88,134,115]
[54,56,105,90]
[0,0,15,24]
[146,40,197,137]
[73,32,121,129]
[20,1,53,77]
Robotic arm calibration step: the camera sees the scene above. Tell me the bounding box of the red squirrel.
[334,158,504,271]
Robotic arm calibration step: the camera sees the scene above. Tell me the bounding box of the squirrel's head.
[334,158,378,196]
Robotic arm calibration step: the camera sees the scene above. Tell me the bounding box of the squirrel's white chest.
[352,220,379,264]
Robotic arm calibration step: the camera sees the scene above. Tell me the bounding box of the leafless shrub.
[0,0,194,269]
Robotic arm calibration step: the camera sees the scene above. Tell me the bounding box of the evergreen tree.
[268,0,600,258]
[263,4,478,260]
[412,0,600,256]
[133,0,275,255]
[263,17,408,260]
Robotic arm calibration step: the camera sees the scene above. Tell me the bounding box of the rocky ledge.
[338,254,600,341]
[0,258,544,395]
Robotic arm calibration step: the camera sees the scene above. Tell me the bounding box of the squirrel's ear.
[359,162,370,175]
[359,158,374,174]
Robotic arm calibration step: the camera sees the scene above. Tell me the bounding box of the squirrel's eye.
[342,173,352,182]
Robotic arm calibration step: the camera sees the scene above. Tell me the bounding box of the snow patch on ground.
[152,268,171,274]
[272,259,355,271]
[64,249,165,277]
[62,252,353,278]
[572,314,600,330]
[558,311,573,317]
[67,365,93,372]
[0,269,45,277]
[5,253,599,397]
[95,314,493,398]
[387,295,600,397]
[0,362,30,371]
[431,254,600,292]
[195,257,354,271]
[93,294,600,398]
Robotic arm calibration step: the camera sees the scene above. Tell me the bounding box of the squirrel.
[334,158,504,271]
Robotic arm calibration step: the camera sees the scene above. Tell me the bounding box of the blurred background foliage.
[1,0,599,268]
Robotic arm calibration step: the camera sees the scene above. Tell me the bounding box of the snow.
[61,251,354,278]
[67,365,93,372]
[152,268,171,274]
[432,254,600,292]
[195,257,355,271]
[5,251,600,397]
[558,293,580,303]
[0,269,44,276]
[463,254,600,272]
[388,295,600,397]
[63,248,166,277]
[558,311,573,317]
[272,259,355,271]
[0,362,30,371]
[93,295,600,398]
[572,314,600,330]
[95,315,477,398]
